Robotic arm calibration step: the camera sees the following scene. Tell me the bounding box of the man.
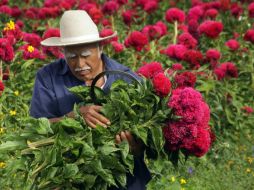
[30,10,151,189]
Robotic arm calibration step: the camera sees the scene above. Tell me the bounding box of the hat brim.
[41,32,117,47]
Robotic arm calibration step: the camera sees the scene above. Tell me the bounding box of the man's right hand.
[79,105,111,128]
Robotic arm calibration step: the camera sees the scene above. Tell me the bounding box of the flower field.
[0,0,254,189]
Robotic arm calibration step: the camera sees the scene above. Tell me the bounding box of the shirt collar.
[58,53,112,76]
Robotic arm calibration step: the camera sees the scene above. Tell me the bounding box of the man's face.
[64,43,103,82]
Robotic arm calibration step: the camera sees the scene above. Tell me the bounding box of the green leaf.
[63,164,79,178]
[0,140,27,152]
[36,118,54,135]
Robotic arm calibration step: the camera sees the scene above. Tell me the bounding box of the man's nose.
[77,56,86,67]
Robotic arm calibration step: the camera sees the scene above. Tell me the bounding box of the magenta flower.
[165,8,185,23]
[198,20,223,38]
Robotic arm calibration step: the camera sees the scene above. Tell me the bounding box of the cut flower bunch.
[0,66,213,189]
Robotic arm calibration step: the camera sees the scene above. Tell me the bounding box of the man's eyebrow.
[81,50,92,56]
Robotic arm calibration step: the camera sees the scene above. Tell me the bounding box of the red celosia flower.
[178,32,198,49]
[11,6,22,17]
[175,71,197,88]
[44,0,61,7]
[25,7,39,19]
[204,8,218,19]
[225,39,240,51]
[184,126,211,157]
[0,81,4,92]
[16,20,24,29]
[102,0,119,15]
[124,31,148,51]
[23,32,42,48]
[183,49,203,68]
[214,62,238,80]
[165,44,187,60]
[111,41,124,53]
[172,63,183,71]
[205,49,221,68]
[2,21,23,45]
[155,21,167,36]
[42,28,64,58]
[19,44,45,60]
[244,29,254,43]
[99,28,118,45]
[117,0,128,5]
[143,0,158,13]
[0,0,8,6]
[241,106,253,114]
[187,19,199,40]
[220,0,231,10]
[248,2,254,18]
[142,25,163,40]
[152,73,171,97]
[206,49,221,61]
[78,2,97,11]
[0,38,14,62]
[231,3,243,18]
[102,19,111,27]
[38,7,60,19]
[122,10,134,25]
[187,5,204,21]
[0,5,12,15]
[165,8,185,23]
[168,87,205,124]
[137,62,163,78]
[198,20,223,38]
[88,7,103,24]
[203,2,221,10]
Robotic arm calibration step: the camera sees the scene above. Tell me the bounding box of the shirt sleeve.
[30,69,60,118]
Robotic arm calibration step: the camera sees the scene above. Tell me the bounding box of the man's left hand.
[115,131,144,157]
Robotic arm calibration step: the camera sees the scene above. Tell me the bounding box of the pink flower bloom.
[0,5,12,15]
[117,0,128,5]
[124,31,148,51]
[165,44,187,60]
[231,3,243,18]
[152,73,171,97]
[137,62,163,78]
[111,41,124,53]
[168,87,204,124]
[122,10,134,25]
[187,19,199,40]
[2,22,23,45]
[198,20,223,38]
[183,49,203,68]
[183,126,211,157]
[23,32,42,48]
[99,28,118,45]
[204,8,218,19]
[102,0,119,15]
[42,28,64,58]
[88,7,103,24]
[38,7,60,19]
[142,25,163,40]
[165,8,185,23]
[248,2,254,18]
[214,62,238,80]
[244,29,254,43]
[143,0,158,13]
[225,39,240,51]
[19,44,45,60]
[0,38,14,62]
[241,106,253,114]
[155,21,167,36]
[187,5,204,21]
[178,32,198,49]
[0,80,4,95]
[175,71,197,88]
[206,49,221,61]
[172,63,183,71]
[11,6,22,17]
[25,7,39,19]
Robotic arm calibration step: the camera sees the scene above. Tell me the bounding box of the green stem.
[173,21,178,45]
[21,137,55,155]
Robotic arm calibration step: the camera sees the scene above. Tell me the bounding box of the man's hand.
[115,131,144,157]
[79,105,110,128]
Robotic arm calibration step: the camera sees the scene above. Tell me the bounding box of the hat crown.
[60,10,99,43]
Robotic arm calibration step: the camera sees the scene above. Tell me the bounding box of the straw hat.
[41,10,117,46]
